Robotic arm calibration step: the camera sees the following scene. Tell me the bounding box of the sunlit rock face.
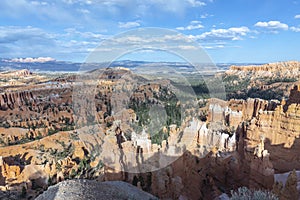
[99,76,298,199]
[227,61,300,79]
[240,85,300,173]
[0,67,300,199]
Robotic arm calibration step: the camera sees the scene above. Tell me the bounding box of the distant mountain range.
[0,58,263,74]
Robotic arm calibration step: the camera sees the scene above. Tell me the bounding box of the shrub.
[69,168,77,179]
[20,186,27,198]
[230,187,279,200]
[48,128,58,135]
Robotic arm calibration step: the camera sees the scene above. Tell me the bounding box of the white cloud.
[85,0,92,4]
[62,0,207,7]
[30,1,48,6]
[200,13,213,19]
[254,21,288,31]
[1,0,77,25]
[61,0,206,15]
[0,26,60,58]
[186,0,206,7]
[0,26,109,61]
[77,9,90,14]
[190,20,201,24]
[62,0,92,4]
[178,45,198,50]
[176,21,204,30]
[192,26,250,41]
[176,24,204,31]
[109,34,192,46]
[64,28,104,39]
[7,57,55,63]
[203,45,224,49]
[0,26,55,44]
[137,49,156,53]
[291,26,300,32]
[200,14,208,19]
[113,36,144,44]
[1,0,212,33]
[118,21,141,29]
[295,14,300,19]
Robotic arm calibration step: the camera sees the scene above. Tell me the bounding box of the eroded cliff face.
[221,83,300,197]
[220,61,300,100]
[228,61,300,78]
[0,86,74,146]
[242,84,300,173]
[185,88,300,197]
[76,81,299,199]
[0,68,299,199]
[0,91,34,110]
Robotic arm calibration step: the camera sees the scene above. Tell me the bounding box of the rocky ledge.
[35,180,158,200]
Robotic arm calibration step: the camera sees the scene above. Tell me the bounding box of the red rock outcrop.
[0,91,34,110]
[0,67,299,199]
[286,83,300,105]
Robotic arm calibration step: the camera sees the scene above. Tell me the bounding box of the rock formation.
[35,180,158,200]
[219,61,300,100]
[227,61,300,79]
[0,66,299,199]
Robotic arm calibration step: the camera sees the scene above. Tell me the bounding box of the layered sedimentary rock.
[0,69,32,79]
[228,61,300,78]
[0,67,299,199]
[220,61,300,100]
[207,98,280,130]
[243,90,300,173]
[285,84,300,105]
[0,91,34,110]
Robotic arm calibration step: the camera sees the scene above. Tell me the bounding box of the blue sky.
[1,0,300,63]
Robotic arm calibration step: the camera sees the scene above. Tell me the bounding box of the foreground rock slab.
[35,179,158,200]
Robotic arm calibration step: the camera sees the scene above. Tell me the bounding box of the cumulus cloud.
[0,26,55,44]
[30,1,48,6]
[0,26,61,59]
[295,14,300,19]
[61,0,206,16]
[177,45,198,50]
[62,0,206,7]
[176,21,204,30]
[185,0,206,7]
[108,33,192,47]
[1,0,75,23]
[203,45,224,49]
[0,26,108,61]
[191,26,250,41]
[64,28,105,39]
[1,0,212,33]
[7,57,55,63]
[254,21,288,31]
[77,8,90,14]
[200,13,213,19]
[118,21,141,29]
[63,0,92,5]
[290,26,300,32]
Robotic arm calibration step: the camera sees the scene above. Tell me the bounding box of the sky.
[1,0,300,63]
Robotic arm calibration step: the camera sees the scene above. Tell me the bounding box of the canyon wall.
[0,68,299,199]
